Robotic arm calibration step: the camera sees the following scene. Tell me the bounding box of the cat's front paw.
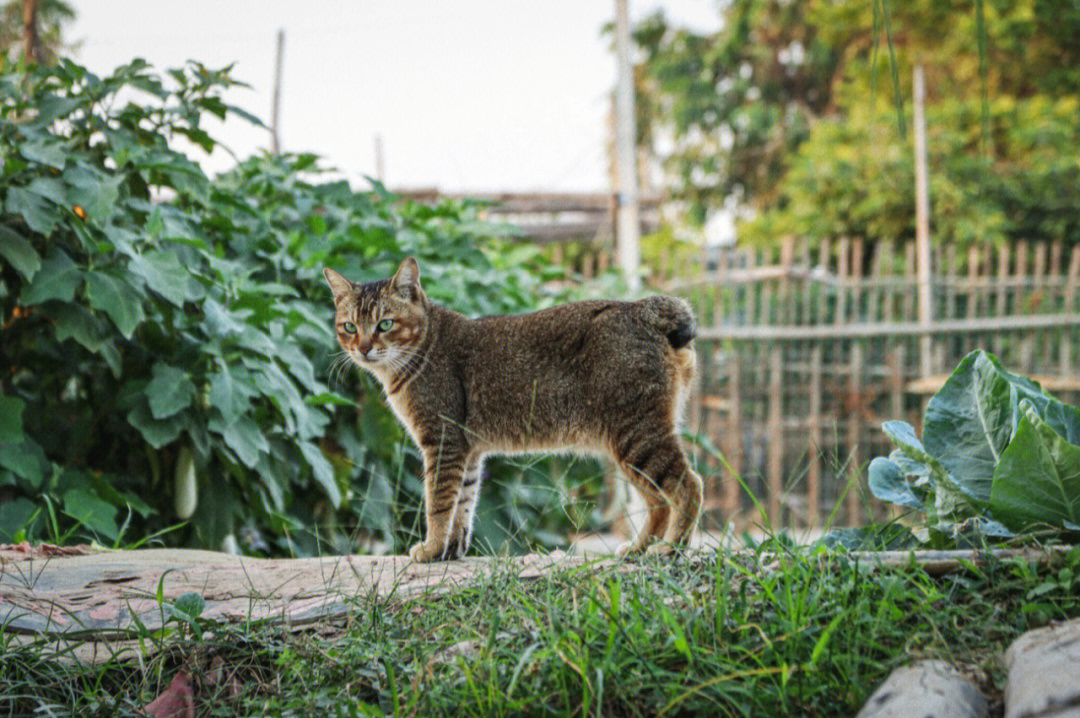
[409,541,449,563]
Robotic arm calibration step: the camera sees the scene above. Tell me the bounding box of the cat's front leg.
[409,446,468,562]
[442,455,483,559]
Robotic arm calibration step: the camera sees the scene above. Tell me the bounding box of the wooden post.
[867,241,882,324]
[748,248,761,325]
[808,344,822,527]
[768,345,783,526]
[724,352,744,522]
[967,245,980,319]
[1035,242,1048,370]
[1062,247,1080,375]
[847,242,866,527]
[1017,241,1032,372]
[837,237,851,323]
[847,340,864,527]
[614,0,641,291]
[780,236,795,324]
[271,29,285,155]
[800,242,813,325]
[914,66,934,378]
[996,242,1011,358]
[883,242,896,324]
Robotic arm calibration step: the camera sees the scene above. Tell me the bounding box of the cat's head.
[323,257,428,372]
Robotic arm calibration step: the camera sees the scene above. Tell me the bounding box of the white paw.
[409,541,441,563]
[646,542,675,556]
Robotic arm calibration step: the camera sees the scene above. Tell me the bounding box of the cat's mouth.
[351,348,382,365]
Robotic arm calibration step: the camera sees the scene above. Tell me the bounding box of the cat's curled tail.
[640,295,696,349]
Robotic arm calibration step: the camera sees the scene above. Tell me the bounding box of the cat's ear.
[323,268,354,303]
[390,256,421,299]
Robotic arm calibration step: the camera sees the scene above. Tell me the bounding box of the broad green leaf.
[209,414,267,468]
[0,226,42,281]
[147,363,196,419]
[85,270,145,338]
[26,176,67,205]
[0,498,38,542]
[49,303,111,352]
[924,351,1080,505]
[867,457,922,509]
[68,468,155,518]
[0,395,25,443]
[62,488,119,541]
[305,392,358,408]
[19,138,66,169]
[202,298,247,339]
[278,343,317,388]
[923,352,1033,502]
[20,247,81,305]
[35,94,82,123]
[126,400,184,449]
[208,365,257,425]
[64,164,123,221]
[51,302,122,376]
[299,441,341,507]
[990,400,1080,531]
[0,438,47,488]
[172,592,206,621]
[5,186,58,236]
[127,250,205,307]
[882,420,975,520]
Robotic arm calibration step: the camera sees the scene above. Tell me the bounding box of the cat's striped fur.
[325,257,704,562]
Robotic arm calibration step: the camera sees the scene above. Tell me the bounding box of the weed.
[3,545,1078,716]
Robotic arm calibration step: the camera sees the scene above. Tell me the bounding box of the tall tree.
[636,0,1080,247]
[0,0,75,66]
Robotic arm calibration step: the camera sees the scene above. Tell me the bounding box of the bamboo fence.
[657,237,1080,529]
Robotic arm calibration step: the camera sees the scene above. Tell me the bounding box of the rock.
[856,660,988,718]
[1004,618,1080,718]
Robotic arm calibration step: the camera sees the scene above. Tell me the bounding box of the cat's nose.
[358,338,373,354]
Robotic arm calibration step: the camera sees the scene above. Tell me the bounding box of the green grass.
[2,543,1079,717]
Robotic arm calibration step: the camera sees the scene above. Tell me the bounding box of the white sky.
[69,0,720,193]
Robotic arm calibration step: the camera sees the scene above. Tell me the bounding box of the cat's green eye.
[377,318,394,332]
[342,322,357,334]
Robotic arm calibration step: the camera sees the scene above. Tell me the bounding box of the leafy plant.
[0,58,598,556]
[634,0,1080,249]
[868,350,1080,544]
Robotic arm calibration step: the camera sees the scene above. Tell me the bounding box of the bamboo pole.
[768,345,783,525]
[914,66,933,378]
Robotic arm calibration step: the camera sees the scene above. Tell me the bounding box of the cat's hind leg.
[649,449,703,555]
[611,429,702,557]
[613,485,669,557]
[444,455,484,559]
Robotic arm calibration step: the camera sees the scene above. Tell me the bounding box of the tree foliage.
[635,0,1080,248]
[0,59,597,556]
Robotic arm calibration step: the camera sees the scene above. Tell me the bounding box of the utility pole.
[271,29,285,155]
[21,0,39,64]
[374,134,385,183]
[913,65,933,377]
[614,0,641,291]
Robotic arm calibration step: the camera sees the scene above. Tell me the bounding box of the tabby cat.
[324,257,704,562]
